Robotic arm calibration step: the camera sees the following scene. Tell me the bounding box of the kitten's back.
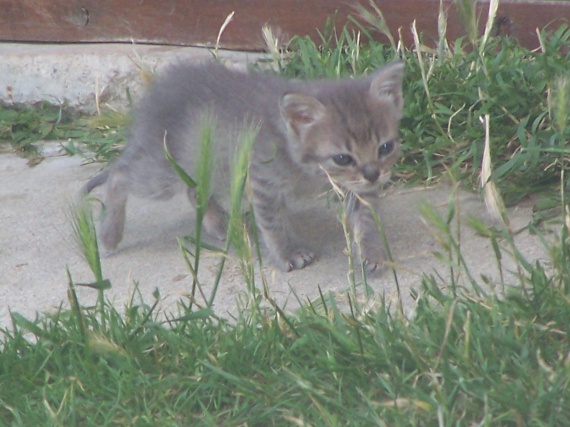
[120,62,289,192]
[133,61,288,143]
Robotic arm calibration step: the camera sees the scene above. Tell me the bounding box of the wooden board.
[0,0,568,50]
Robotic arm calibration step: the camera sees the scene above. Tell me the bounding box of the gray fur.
[83,60,404,272]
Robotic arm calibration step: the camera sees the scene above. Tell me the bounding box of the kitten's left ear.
[369,61,404,111]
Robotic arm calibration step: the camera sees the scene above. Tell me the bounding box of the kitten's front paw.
[287,249,316,271]
[278,248,315,272]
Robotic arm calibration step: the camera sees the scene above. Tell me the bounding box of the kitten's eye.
[332,154,354,166]
[378,141,395,157]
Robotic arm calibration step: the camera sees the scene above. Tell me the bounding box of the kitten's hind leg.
[187,189,227,241]
[99,169,129,250]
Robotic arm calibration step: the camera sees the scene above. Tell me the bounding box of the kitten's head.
[280,61,404,195]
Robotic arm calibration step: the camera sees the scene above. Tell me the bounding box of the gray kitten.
[83,60,404,273]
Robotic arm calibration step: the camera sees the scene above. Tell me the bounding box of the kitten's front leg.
[345,192,387,274]
[251,180,315,271]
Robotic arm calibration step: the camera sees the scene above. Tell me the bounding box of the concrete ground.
[0,44,552,327]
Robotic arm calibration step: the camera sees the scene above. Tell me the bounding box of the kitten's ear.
[369,61,404,111]
[280,93,327,138]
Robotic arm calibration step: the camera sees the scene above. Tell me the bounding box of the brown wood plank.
[0,1,568,50]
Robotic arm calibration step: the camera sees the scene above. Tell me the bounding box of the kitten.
[83,59,404,273]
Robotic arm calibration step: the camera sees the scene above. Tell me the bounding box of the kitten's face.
[303,101,401,194]
[280,62,404,195]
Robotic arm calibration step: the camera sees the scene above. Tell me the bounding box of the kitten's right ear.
[280,93,327,138]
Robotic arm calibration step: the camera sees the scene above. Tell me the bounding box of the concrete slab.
[0,43,262,113]
[0,145,550,327]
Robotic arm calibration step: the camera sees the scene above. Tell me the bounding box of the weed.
[2,200,569,424]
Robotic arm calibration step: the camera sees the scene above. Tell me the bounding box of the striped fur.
[83,60,404,272]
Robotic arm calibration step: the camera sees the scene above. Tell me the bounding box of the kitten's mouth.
[349,172,391,193]
[322,169,391,195]
[347,180,383,194]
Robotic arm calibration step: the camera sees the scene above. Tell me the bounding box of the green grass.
[0,102,129,164]
[2,1,570,425]
[277,14,570,207]
[1,217,569,424]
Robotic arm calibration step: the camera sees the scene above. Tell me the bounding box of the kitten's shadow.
[290,204,345,257]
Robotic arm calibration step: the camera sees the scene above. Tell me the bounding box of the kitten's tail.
[81,169,110,196]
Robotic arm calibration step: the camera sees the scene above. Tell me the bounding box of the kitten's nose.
[362,164,380,183]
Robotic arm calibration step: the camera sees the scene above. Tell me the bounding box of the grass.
[1,0,570,424]
[1,212,569,424]
[0,102,129,164]
[281,15,570,207]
